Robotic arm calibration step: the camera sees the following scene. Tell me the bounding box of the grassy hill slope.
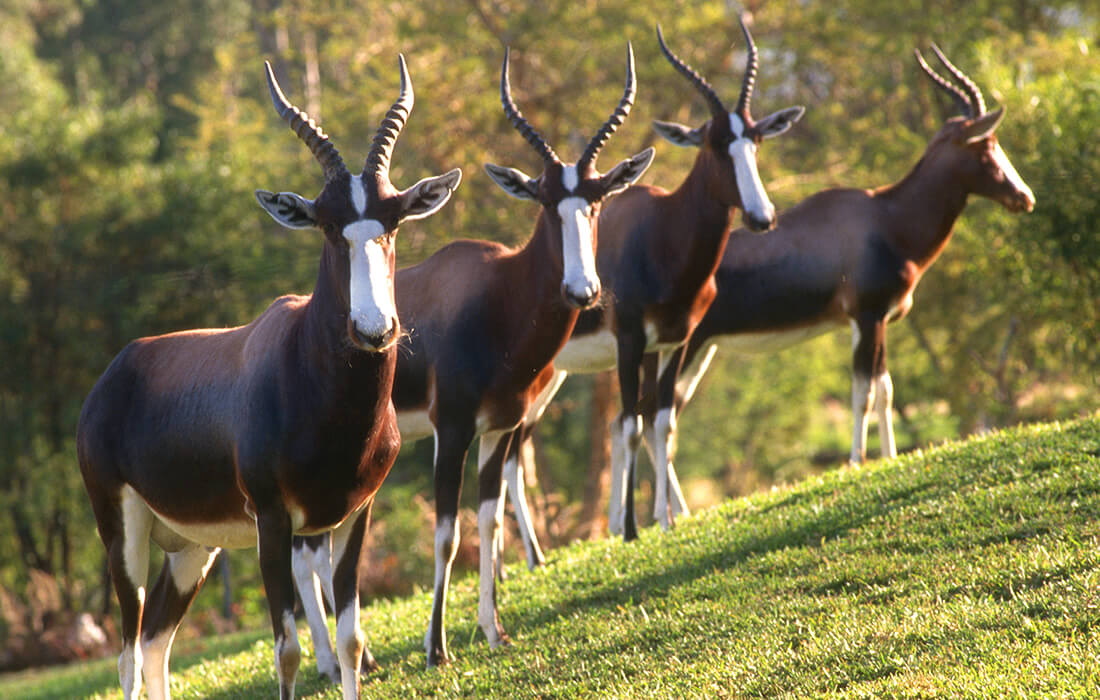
[4,414,1099,698]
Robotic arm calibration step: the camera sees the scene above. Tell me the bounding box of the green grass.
[4,415,1099,698]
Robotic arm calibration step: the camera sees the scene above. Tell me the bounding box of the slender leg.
[504,369,566,568]
[619,414,643,542]
[851,372,874,464]
[425,423,472,667]
[607,412,627,536]
[256,508,300,700]
[331,506,370,700]
[850,315,887,464]
[108,489,153,700]
[505,426,545,571]
[292,534,340,683]
[665,343,718,519]
[477,430,513,648]
[874,370,898,459]
[652,345,688,530]
[616,329,647,542]
[141,544,220,700]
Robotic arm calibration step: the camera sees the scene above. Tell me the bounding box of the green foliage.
[3,415,1098,697]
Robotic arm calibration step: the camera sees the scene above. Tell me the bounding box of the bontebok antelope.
[293,44,653,671]
[500,21,805,557]
[77,57,460,700]
[637,45,1035,499]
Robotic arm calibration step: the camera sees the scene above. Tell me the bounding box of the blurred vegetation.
[0,0,1095,669]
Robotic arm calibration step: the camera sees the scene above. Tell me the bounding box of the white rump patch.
[343,219,397,340]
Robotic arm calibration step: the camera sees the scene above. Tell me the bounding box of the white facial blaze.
[556,195,600,302]
[342,219,396,342]
[728,113,776,226]
[991,142,1034,203]
[350,173,368,215]
[562,164,580,193]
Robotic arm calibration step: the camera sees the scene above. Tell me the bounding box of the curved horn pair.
[264,56,413,182]
[914,44,987,118]
[500,44,637,171]
[657,17,759,120]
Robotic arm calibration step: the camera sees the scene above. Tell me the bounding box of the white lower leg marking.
[142,627,174,700]
[850,373,873,463]
[142,547,218,700]
[504,446,544,569]
[653,407,676,529]
[292,541,337,681]
[612,415,643,533]
[274,609,300,698]
[477,494,507,646]
[607,416,626,535]
[335,601,363,699]
[875,371,897,458]
[119,597,144,700]
[426,513,458,655]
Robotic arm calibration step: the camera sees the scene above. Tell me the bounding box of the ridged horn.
[578,42,637,173]
[657,24,727,120]
[264,61,348,182]
[734,17,759,118]
[364,54,414,179]
[914,48,973,118]
[500,47,560,165]
[930,44,987,116]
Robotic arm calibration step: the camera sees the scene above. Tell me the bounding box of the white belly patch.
[554,330,618,374]
[151,513,258,551]
[397,409,435,443]
[711,321,841,354]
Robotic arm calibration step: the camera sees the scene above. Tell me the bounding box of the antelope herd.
[75,19,1035,700]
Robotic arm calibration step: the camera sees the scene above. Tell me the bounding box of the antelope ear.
[484,163,540,201]
[963,106,1005,144]
[652,119,704,147]
[756,106,806,139]
[255,190,316,229]
[398,168,462,223]
[600,147,656,197]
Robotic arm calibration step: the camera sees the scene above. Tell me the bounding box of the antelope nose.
[563,281,601,310]
[351,318,398,352]
[744,210,776,234]
[1019,190,1036,213]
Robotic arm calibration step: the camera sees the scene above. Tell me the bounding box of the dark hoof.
[360,650,381,675]
[623,522,639,542]
[426,650,452,668]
